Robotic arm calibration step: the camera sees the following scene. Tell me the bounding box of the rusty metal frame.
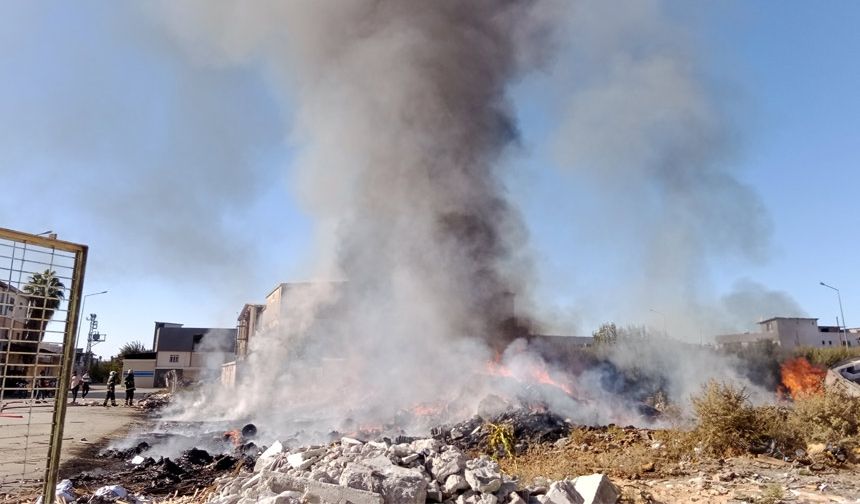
[0,227,87,503]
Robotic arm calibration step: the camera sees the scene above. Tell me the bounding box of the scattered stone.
[545,480,584,504]
[572,474,619,504]
[256,441,285,472]
[444,474,471,495]
[465,463,502,494]
[429,449,467,481]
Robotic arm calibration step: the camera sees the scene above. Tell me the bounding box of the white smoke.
[152,0,791,437]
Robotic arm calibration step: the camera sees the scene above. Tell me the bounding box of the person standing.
[70,373,82,404]
[81,372,91,398]
[123,370,136,406]
[103,370,118,407]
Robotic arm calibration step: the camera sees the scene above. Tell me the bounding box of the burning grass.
[780,357,827,398]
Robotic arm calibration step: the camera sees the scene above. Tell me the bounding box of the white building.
[715,317,860,350]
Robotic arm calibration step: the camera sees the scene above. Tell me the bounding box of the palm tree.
[23,269,66,342]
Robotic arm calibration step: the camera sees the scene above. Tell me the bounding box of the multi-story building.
[0,281,29,343]
[151,323,236,387]
[715,317,860,350]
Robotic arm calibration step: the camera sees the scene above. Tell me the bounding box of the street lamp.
[819,281,847,347]
[74,290,108,370]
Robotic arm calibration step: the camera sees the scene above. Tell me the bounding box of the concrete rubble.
[204,436,620,504]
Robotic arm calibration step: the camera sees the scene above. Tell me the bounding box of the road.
[0,387,161,496]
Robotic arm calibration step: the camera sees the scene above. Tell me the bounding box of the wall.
[122,359,155,388]
[156,350,191,368]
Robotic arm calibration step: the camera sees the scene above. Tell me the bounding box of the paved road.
[0,398,145,495]
[67,386,162,402]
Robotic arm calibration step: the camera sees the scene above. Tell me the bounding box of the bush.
[691,381,803,457]
[691,381,761,456]
[795,347,860,369]
[790,391,860,443]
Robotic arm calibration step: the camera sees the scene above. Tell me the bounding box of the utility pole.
[75,290,108,370]
[820,282,848,347]
[84,314,107,371]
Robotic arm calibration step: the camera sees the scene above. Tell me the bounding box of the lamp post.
[820,282,847,347]
[75,290,107,370]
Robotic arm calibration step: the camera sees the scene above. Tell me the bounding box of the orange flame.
[412,402,444,416]
[780,357,826,399]
[485,361,575,396]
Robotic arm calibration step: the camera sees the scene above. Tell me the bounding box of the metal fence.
[0,227,87,502]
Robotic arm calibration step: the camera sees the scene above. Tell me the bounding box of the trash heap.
[138,392,172,410]
[206,435,620,504]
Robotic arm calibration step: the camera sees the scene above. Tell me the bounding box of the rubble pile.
[205,435,619,504]
[138,392,172,411]
[70,443,255,499]
[431,411,571,456]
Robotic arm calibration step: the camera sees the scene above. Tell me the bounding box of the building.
[152,323,237,387]
[220,282,346,386]
[0,280,29,343]
[122,351,156,388]
[715,317,860,350]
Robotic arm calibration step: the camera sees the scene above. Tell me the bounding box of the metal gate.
[0,227,87,502]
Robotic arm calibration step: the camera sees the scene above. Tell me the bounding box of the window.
[822,340,826,345]
[169,354,179,363]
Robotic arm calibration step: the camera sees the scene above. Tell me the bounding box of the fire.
[485,361,575,397]
[780,357,826,399]
[412,402,445,416]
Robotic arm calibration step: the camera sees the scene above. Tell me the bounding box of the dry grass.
[794,347,860,368]
[498,425,686,482]
[690,381,772,456]
[790,390,860,444]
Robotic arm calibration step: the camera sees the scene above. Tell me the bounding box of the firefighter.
[124,369,136,406]
[103,370,119,407]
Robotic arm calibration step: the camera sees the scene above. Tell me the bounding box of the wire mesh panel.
[0,228,86,502]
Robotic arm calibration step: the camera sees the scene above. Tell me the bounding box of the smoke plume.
[158,0,788,436]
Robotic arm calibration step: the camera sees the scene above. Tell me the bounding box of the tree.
[592,322,618,346]
[23,269,65,342]
[118,340,149,357]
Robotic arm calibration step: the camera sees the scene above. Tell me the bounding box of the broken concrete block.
[342,437,365,446]
[287,449,325,470]
[268,472,384,504]
[443,474,470,495]
[410,438,443,454]
[427,481,444,502]
[401,453,420,465]
[381,473,427,504]
[429,450,467,482]
[544,481,584,504]
[339,463,381,493]
[255,441,285,472]
[508,492,527,504]
[389,444,413,458]
[456,490,477,504]
[272,490,303,504]
[464,466,502,494]
[572,474,619,504]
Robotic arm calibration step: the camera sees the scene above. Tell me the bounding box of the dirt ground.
[0,400,145,499]
[500,425,860,504]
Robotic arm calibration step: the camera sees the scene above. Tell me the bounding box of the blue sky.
[1,2,858,357]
